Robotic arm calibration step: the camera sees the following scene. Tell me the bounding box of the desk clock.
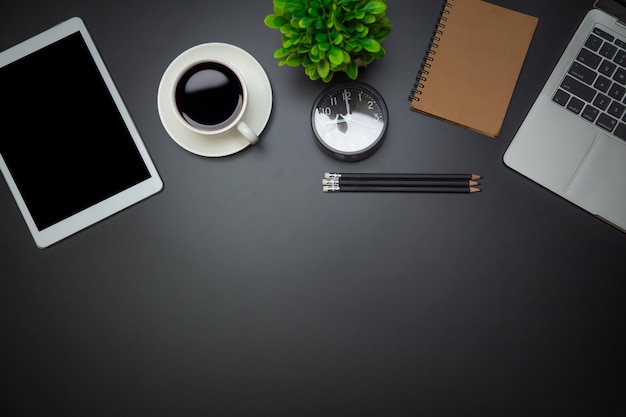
[311,81,388,161]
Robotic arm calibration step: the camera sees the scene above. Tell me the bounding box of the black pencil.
[323,185,480,193]
[324,172,481,181]
[322,179,479,187]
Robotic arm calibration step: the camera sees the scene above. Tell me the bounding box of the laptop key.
[569,61,597,84]
[593,27,614,42]
[567,97,585,114]
[614,123,626,141]
[600,59,617,76]
[566,97,585,114]
[552,89,570,106]
[594,75,611,92]
[599,43,618,59]
[608,83,626,100]
[608,101,626,118]
[560,76,596,102]
[577,48,602,69]
[614,49,626,67]
[585,33,603,51]
[596,113,618,132]
[613,67,626,84]
[594,93,611,110]
[582,105,600,122]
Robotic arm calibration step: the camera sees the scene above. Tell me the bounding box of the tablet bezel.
[0,17,163,248]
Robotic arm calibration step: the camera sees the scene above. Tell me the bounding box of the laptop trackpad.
[566,134,626,230]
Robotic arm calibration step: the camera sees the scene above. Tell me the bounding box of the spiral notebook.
[409,0,538,138]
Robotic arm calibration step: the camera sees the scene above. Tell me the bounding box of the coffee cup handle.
[236,120,258,145]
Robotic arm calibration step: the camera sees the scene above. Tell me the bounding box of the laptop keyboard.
[553,26,626,141]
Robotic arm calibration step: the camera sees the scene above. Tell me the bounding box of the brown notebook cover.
[409,0,538,138]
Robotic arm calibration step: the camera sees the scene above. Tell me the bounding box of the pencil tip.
[470,187,481,193]
[471,174,482,180]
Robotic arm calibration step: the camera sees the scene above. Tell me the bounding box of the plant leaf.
[309,51,321,63]
[273,47,291,58]
[359,38,380,52]
[274,0,303,12]
[342,50,351,64]
[317,59,330,79]
[363,14,376,24]
[318,42,331,51]
[362,1,387,15]
[347,60,358,79]
[292,9,306,19]
[286,53,303,67]
[375,27,392,39]
[328,47,344,65]
[306,65,321,81]
[315,32,327,43]
[264,14,287,29]
[299,16,317,27]
[283,37,297,47]
[332,33,344,45]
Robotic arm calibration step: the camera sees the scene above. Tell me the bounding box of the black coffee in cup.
[174,62,244,131]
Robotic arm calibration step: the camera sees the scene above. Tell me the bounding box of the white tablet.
[0,17,163,248]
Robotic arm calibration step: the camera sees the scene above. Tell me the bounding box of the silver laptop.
[504,0,626,232]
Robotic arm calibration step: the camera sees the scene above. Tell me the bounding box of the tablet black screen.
[0,32,150,230]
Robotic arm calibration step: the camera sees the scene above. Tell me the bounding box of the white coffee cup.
[170,58,258,144]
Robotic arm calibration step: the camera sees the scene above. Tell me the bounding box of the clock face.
[311,82,388,161]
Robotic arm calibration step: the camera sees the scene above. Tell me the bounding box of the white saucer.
[157,43,273,157]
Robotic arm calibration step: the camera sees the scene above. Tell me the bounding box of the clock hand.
[320,113,347,126]
[337,114,348,133]
[344,114,382,130]
[344,89,351,115]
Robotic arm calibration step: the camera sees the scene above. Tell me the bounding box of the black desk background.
[1,0,625,416]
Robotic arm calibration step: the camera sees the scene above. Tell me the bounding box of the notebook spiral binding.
[409,0,454,102]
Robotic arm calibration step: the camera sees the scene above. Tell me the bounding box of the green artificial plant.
[264,0,392,82]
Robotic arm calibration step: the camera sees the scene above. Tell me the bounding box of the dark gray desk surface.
[2,0,625,415]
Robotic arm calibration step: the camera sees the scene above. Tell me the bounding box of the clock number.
[342,91,352,101]
[322,107,332,115]
[368,100,375,110]
[329,96,338,106]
